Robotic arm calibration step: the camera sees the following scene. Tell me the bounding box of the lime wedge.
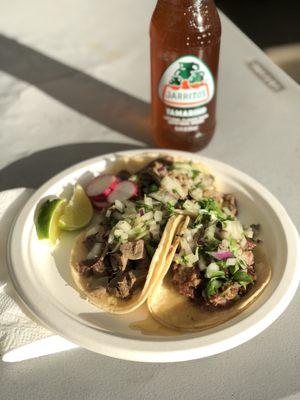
[59,184,93,231]
[36,198,66,245]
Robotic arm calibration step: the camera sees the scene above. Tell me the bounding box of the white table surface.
[1,1,300,399]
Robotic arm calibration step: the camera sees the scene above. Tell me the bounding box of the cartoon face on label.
[159,55,215,109]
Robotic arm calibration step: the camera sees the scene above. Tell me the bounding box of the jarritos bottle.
[150,0,221,151]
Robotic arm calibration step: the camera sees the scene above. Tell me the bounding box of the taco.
[70,213,183,314]
[147,173,272,331]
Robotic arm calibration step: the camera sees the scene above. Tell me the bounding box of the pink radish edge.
[86,175,119,198]
[107,181,138,203]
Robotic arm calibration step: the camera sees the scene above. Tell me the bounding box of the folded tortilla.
[147,218,272,331]
[70,214,184,314]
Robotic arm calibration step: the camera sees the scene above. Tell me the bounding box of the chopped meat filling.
[106,271,137,299]
[138,158,173,194]
[208,282,240,307]
[79,235,148,300]
[172,265,201,299]
[76,257,107,277]
[120,240,144,260]
[110,253,128,271]
[222,193,238,216]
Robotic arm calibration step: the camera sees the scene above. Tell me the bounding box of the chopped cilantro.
[233,270,253,284]
[149,183,159,193]
[201,213,211,226]
[145,243,156,257]
[109,217,119,228]
[209,271,226,279]
[130,174,139,182]
[205,279,220,298]
[229,264,239,275]
[229,237,238,254]
[192,170,200,179]
[199,198,220,212]
[199,198,230,222]
[182,255,189,265]
[166,202,175,215]
[216,260,226,268]
[204,239,220,251]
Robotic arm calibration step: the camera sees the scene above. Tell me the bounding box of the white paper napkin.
[0,188,77,363]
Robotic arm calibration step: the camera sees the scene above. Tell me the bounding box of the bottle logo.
[159,55,215,109]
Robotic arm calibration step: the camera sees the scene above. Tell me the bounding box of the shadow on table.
[0,142,144,190]
[0,34,152,145]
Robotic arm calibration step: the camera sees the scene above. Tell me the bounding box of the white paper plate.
[7,149,300,362]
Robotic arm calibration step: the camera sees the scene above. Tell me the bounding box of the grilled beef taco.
[147,167,272,331]
[70,213,183,314]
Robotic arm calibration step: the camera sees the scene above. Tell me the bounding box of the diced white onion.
[224,221,244,241]
[198,255,207,271]
[115,200,124,212]
[183,200,200,215]
[115,220,131,233]
[161,176,186,199]
[150,190,177,205]
[206,262,219,278]
[190,188,203,201]
[244,227,254,238]
[154,210,163,222]
[181,238,192,254]
[144,196,153,206]
[140,211,154,221]
[114,229,129,242]
[149,223,160,240]
[226,258,236,266]
[204,224,216,239]
[185,253,199,266]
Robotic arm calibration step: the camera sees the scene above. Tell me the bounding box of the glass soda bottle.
[150,0,221,151]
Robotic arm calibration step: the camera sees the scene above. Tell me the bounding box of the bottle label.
[158,55,215,133]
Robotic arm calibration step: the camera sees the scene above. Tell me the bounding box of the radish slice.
[107,181,138,203]
[92,200,110,210]
[86,175,119,199]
